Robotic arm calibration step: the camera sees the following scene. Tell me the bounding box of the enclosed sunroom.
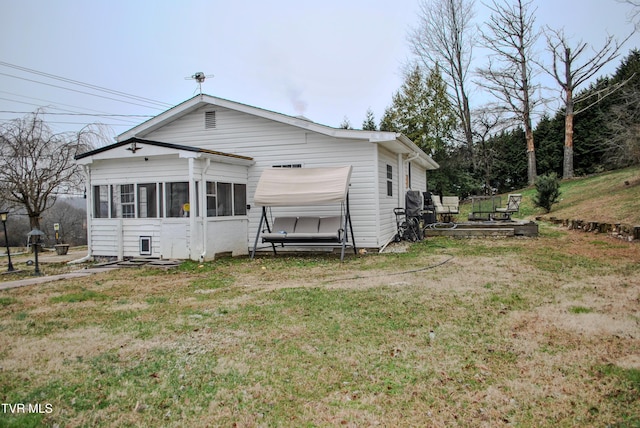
[75,137,254,261]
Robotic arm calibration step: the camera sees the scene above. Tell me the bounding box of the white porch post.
[200,158,211,262]
[83,166,92,257]
[117,219,124,261]
[188,157,196,260]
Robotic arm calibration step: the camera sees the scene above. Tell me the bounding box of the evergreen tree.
[534,113,564,176]
[573,77,613,174]
[533,173,561,213]
[379,64,456,154]
[362,108,377,130]
[490,127,529,192]
[604,49,640,167]
[339,116,352,130]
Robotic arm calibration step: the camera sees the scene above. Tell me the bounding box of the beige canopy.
[253,166,352,207]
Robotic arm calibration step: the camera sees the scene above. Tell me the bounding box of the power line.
[3,120,137,127]
[0,110,154,118]
[0,72,169,111]
[0,61,172,109]
[0,90,150,117]
[0,91,146,125]
[0,61,176,132]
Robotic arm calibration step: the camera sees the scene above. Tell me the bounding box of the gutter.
[396,134,440,170]
[406,151,420,163]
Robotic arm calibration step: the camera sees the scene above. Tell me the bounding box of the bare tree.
[472,107,507,193]
[618,0,640,29]
[0,111,98,230]
[541,28,632,179]
[477,0,541,185]
[41,200,88,246]
[605,82,640,167]
[409,0,476,157]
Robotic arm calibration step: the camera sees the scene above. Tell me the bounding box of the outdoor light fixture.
[1,211,15,272]
[27,228,45,276]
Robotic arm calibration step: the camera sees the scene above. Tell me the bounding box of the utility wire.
[0,72,168,111]
[0,91,147,125]
[13,120,135,127]
[0,61,172,109]
[0,110,153,118]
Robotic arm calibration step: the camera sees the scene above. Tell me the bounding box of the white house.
[75,94,439,261]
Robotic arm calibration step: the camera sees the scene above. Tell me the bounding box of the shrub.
[534,173,561,213]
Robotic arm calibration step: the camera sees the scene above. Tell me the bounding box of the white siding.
[91,156,189,184]
[123,220,162,258]
[378,148,401,246]
[160,220,190,259]
[410,161,428,193]
[86,102,435,257]
[89,156,250,260]
[90,220,119,257]
[90,219,163,258]
[145,106,304,151]
[143,106,382,250]
[375,149,429,247]
[206,218,249,257]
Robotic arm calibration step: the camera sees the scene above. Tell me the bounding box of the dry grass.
[1,168,639,426]
[1,223,639,427]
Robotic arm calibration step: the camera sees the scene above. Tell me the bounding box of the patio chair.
[495,194,522,220]
[442,196,460,215]
[433,195,459,222]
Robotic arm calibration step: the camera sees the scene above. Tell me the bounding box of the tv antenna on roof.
[185,71,214,94]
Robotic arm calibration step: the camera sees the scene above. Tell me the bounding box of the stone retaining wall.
[538,216,640,242]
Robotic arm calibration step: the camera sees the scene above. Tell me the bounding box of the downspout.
[406,151,420,164]
[188,157,196,261]
[69,165,93,264]
[405,151,420,191]
[199,158,211,262]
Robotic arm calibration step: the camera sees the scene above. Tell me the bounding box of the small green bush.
[534,173,561,213]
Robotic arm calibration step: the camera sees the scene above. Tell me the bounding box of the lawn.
[1,222,639,427]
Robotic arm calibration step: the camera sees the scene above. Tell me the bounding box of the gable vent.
[204,111,217,129]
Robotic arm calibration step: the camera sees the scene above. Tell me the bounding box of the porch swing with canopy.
[250,166,357,261]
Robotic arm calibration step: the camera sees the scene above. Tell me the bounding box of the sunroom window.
[234,184,247,215]
[166,182,190,217]
[137,183,157,218]
[93,185,109,218]
[206,181,247,217]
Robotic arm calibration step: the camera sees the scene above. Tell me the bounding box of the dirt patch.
[615,354,640,369]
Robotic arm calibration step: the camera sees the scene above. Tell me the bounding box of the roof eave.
[75,137,253,166]
[114,95,438,169]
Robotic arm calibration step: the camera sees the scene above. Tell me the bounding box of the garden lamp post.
[0,211,15,272]
[27,228,45,276]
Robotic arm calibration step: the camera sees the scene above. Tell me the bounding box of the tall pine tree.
[380,65,456,155]
[362,108,377,130]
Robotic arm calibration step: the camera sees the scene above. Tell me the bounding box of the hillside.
[492,166,640,226]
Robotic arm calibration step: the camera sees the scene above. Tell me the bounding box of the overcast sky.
[1,0,638,140]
